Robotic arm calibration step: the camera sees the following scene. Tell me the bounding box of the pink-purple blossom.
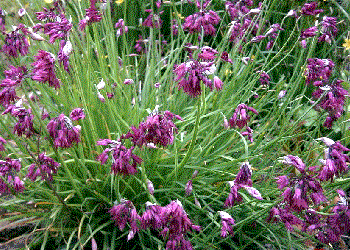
[0,158,24,194]
[218,211,235,238]
[79,0,102,31]
[2,105,35,138]
[115,19,128,37]
[1,24,30,58]
[0,137,6,151]
[27,153,60,182]
[300,2,323,16]
[70,108,85,121]
[47,114,81,148]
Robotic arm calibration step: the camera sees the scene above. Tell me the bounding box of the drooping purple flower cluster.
[0,137,6,151]
[174,45,224,97]
[1,24,30,58]
[258,71,270,86]
[141,200,201,249]
[47,113,81,148]
[183,0,220,38]
[300,2,323,16]
[2,105,35,138]
[304,58,334,86]
[228,103,258,142]
[316,138,350,182]
[97,139,142,176]
[79,0,102,31]
[57,40,72,72]
[31,50,61,89]
[0,65,27,108]
[27,153,60,182]
[98,110,181,175]
[42,14,72,44]
[70,108,85,121]
[109,199,141,240]
[318,16,338,44]
[143,9,163,29]
[218,211,235,238]
[122,111,182,148]
[0,158,24,194]
[115,19,128,37]
[225,162,262,207]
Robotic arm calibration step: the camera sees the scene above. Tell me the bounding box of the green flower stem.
[140,162,157,204]
[167,97,201,182]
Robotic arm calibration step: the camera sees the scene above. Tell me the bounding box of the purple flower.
[147,180,154,195]
[0,158,24,194]
[304,58,334,86]
[123,79,134,85]
[318,16,338,44]
[43,14,72,43]
[183,10,220,37]
[141,202,164,230]
[47,114,81,148]
[1,24,30,58]
[220,51,233,64]
[32,50,61,89]
[27,153,60,182]
[281,155,306,172]
[198,46,218,61]
[79,0,102,31]
[70,108,85,121]
[115,19,128,37]
[142,9,162,29]
[172,19,179,36]
[185,180,193,196]
[218,211,235,238]
[258,71,270,85]
[96,139,142,176]
[0,137,6,151]
[134,35,147,54]
[267,206,303,231]
[229,103,258,129]
[300,2,323,16]
[122,110,182,148]
[58,40,72,72]
[2,105,35,138]
[300,26,318,39]
[109,199,141,240]
[174,59,217,97]
[0,65,27,107]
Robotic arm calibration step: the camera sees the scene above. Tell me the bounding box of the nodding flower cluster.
[183,0,220,38]
[0,65,27,108]
[0,158,24,194]
[143,9,163,29]
[27,153,60,182]
[0,137,6,151]
[304,58,348,128]
[98,110,182,176]
[47,113,81,148]
[228,103,258,142]
[225,162,262,207]
[268,146,350,245]
[79,0,102,31]
[1,24,30,58]
[110,199,200,249]
[173,45,224,97]
[2,105,35,138]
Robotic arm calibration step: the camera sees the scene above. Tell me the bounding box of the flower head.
[47,114,80,148]
[27,153,60,182]
[218,211,235,238]
[0,158,24,194]
[70,108,85,121]
[79,0,102,31]
[2,24,30,58]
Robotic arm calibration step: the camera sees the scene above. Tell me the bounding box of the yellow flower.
[343,38,350,51]
[115,0,124,4]
[44,0,53,3]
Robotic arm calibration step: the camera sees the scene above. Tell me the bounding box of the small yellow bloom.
[44,0,53,3]
[115,0,124,4]
[343,38,350,51]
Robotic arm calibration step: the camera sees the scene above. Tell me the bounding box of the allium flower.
[115,19,128,37]
[123,79,134,85]
[172,19,179,36]
[318,140,350,181]
[134,35,147,54]
[2,105,34,138]
[218,211,235,238]
[185,180,193,196]
[122,110,182,148]
[183,9,220,37]
[47,114,81,148]
[258,71,270,85]
[32,50,61,89]
[0,158,24,194]
[0,137,6,151]
[96,139,142,176]
[0,65,27,107]
[27,153,60,182]
[300,26,318,39]
[281,155,306,172]
[174,59,218,97]
[141,202,164,230]
[58,40,72,72]
[79,0,102,31]
[109,199,141,240]
[43,14,72,43]
[318,16,338,44]
[312,80,348,129]
[147,180,154,195]
[0,8,5,31]
[70,108,85,121]
[304,58,334,86]
[1,24,30,58]
[229,104,258,129]
[267,206,303,231]
[300,2,323,16]
[142,9,162,29]
[198,46,218,61]
[221,51,233,64]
